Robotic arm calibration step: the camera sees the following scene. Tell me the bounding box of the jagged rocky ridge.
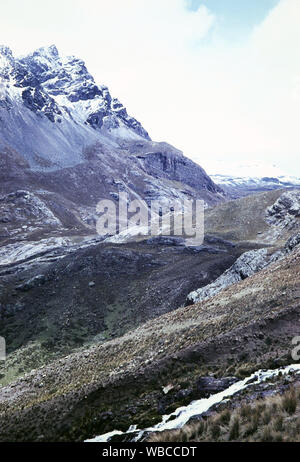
[186,235,300,305]
[267,190,300,226]
[0,44,224,216]
[0,44,149,140]
[187,190,300,305]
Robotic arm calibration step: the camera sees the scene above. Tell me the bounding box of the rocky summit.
[0,45,223,215]
[0,44,150,144]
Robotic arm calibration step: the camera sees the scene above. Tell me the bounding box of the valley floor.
[0,189,300,442]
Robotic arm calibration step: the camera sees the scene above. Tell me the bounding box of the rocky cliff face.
[186,191,300,305]
[186,248,270,304]
[267,190,300,227]
[0,44,149,145]
[0,44,149,172]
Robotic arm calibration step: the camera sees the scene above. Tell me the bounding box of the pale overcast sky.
[1,0,300,175]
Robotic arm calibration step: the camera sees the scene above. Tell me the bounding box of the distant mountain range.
[209,163,300,198]
[212,173,300,198]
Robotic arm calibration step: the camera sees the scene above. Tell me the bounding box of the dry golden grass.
[1,246,300,441]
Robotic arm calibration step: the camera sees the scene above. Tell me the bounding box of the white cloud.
[0,0,299,175]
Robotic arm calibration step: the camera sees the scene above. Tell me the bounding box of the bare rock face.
[5,44,150,140]
[285,232,300,252]
[0,44,224,213]
[186,230,300,306]
[186,248,270,305]
[0,190,60,226]
[266,191,300,227]
[186,191,300,306]
[140,150,222,195]
[0,44,153,171]
[196,376,238,397]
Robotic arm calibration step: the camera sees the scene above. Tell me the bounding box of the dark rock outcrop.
[196,376,239,397]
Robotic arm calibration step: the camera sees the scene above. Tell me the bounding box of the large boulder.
[196,376,238,397]
[267,190,300,227]
[285,232,300,252]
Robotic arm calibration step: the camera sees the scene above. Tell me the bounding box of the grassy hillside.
[0,245,299,441]
[1,189,290,387]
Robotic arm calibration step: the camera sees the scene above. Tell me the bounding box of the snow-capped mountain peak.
[0,45,14,72]
[0,44,152,170]
[0,43,224,210]
[0,44,150,140]
[32,44,59,59]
